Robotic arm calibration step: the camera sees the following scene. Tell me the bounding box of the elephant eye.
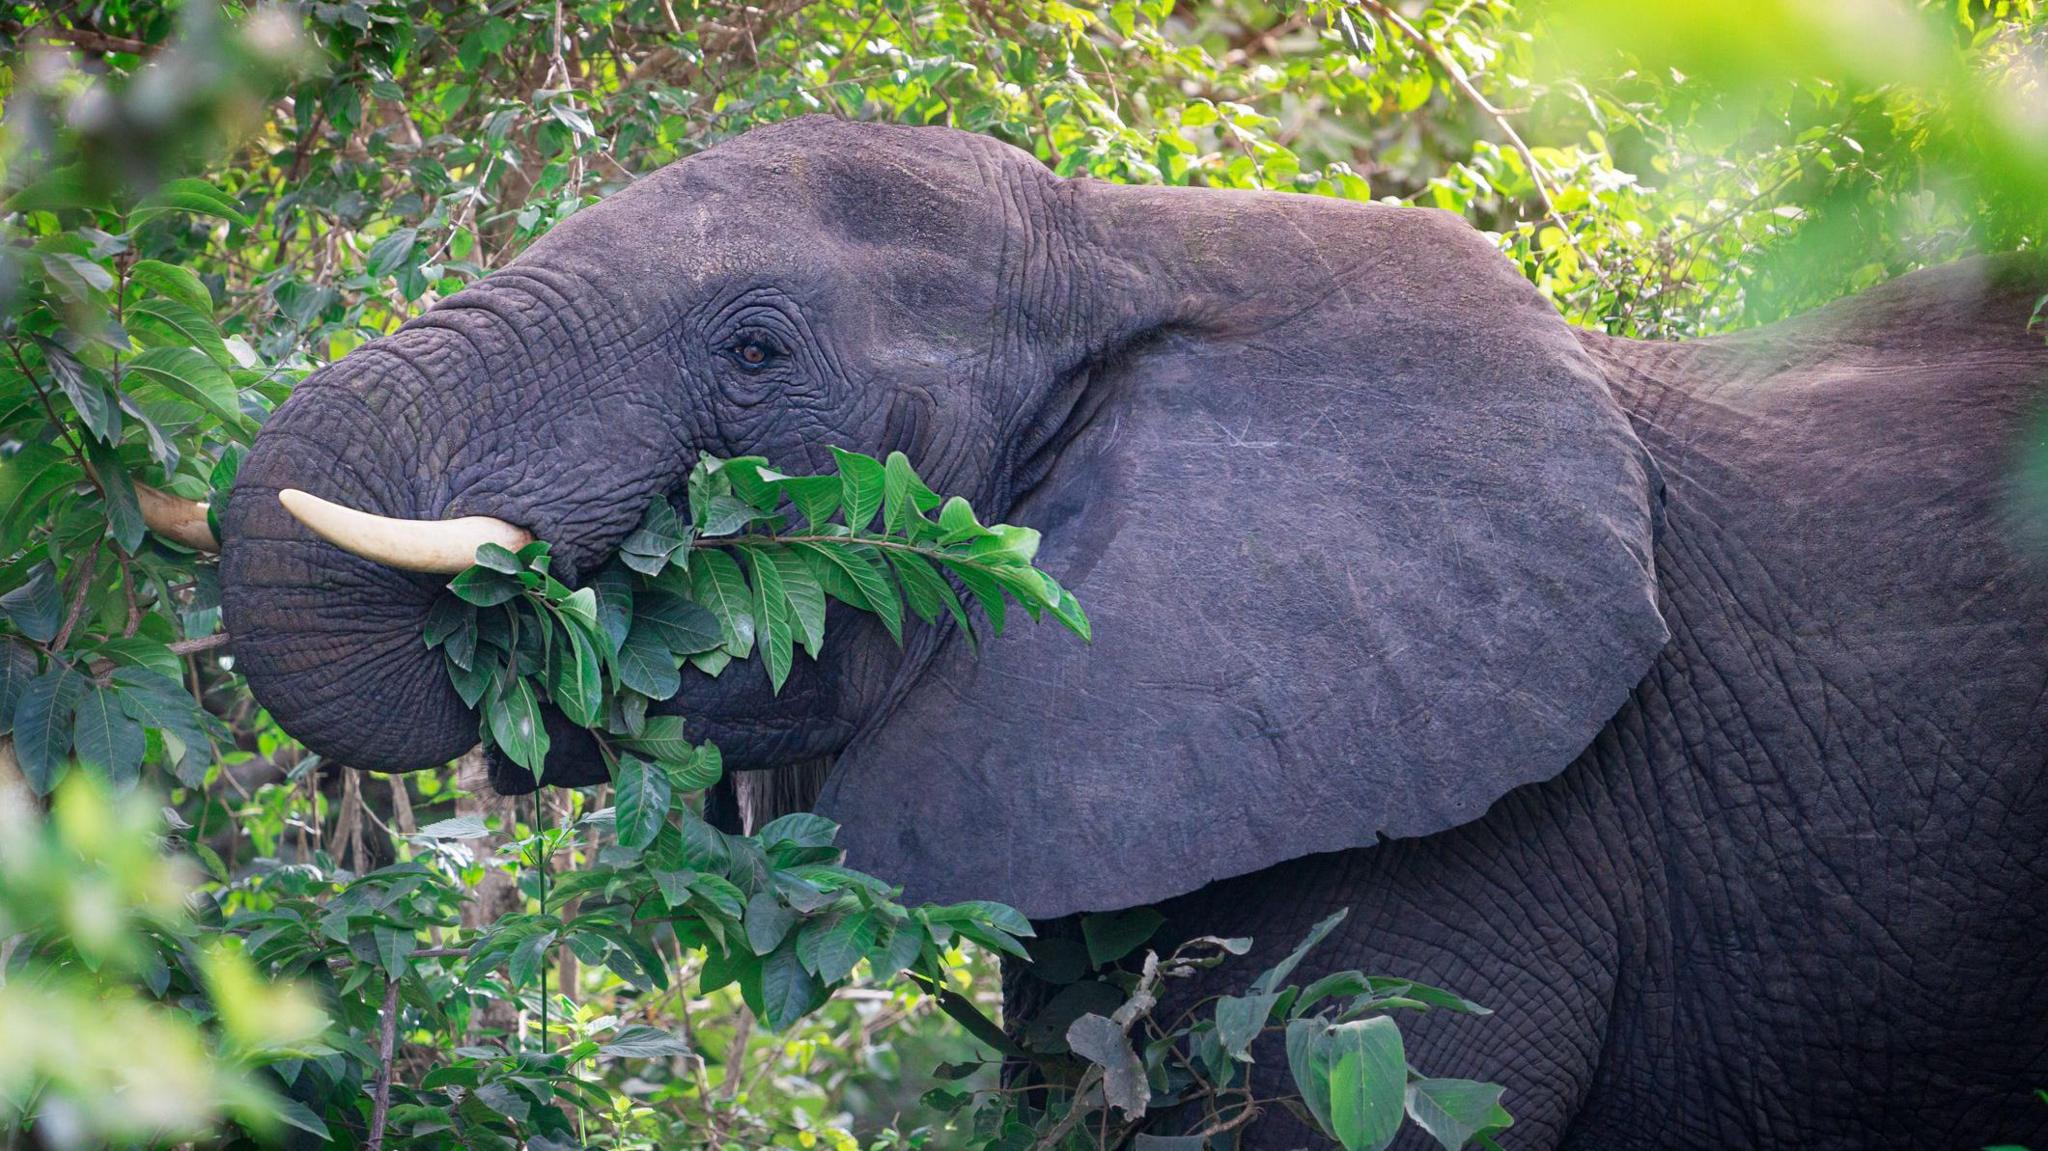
[727,334,784,371]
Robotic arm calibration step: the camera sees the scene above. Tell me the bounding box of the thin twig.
[168,632,232,655]
[1348,0,1612,289]
[50,542,103,652]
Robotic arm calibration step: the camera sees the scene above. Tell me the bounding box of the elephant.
[218,116,2048,1149]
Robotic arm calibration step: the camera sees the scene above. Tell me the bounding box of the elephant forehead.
[520,121,1033,288]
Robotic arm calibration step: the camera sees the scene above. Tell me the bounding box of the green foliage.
[920,911,1510,1149]
[2,0,2044,1147]
[0,777,329,1144]
[436,448,1088,787]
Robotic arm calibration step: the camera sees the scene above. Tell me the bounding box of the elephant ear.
[816,187,1668,919]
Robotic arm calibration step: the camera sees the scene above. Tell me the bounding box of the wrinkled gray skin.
[221,117,2048,1149]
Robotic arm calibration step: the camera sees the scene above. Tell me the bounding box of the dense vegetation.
[1,1,2043,1148]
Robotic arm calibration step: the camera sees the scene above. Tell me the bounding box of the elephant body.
[217,118,2048,1149]
[1142,258,2048,1148]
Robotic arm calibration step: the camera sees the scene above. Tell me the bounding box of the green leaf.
[757,940,827,1031]
[447,650,495,708]
[689,549,755,659]
[449,567,521,607]
[116,393,178,473]
[131,178,250,227]
[1,563,63,643]
[1288,1018,1338,1138]
[926,900,1033,939]
[366,227,419,278]
[612,753,672,852]
[719,457,781,511]
[1216,990,1283,1061]
[1293,970,1372,1018]
[936,496,993,543]
[415,814,491,840]
[766,546,826,657]
[1048,583,1092,642]
[41,341,119,443]
[1362,977,1493,1016]
[615,618,682,701]
[0,445,79,555]
[376,924,413,978]
[71,685,145,786]
[124,297,232,368]
[546,617,603,727]
[509,929,556,990]
[1405,1078,1513,1150]
[620,497,692,574]
[7,165,95,214]
[600,1025,690,1059]
[795,543,900,645]
[635,588,722,656]
[1081,907,1164,967]
[592,564,635,654]
[1253,908,1348,996]
[39,250,113,300]
[125,346,246,432]
[745,890,798,956]
[747,547,794,692]
[89,439,144,553]
[14,667,84,794]
[774,474,841,528]
[0,642,39,736]
[111,668,208,776]
[882,451,920,537]
[267,1098,331,1141]
[555,585,600,631]
[937,557,1007,635]
[1326,1017,1407,1151]
[696,493,762,536]
[619,715,694,764]
[485,675,549,780]
[888,550,966,630]
[754,812,839,851]
[965,524,1043,567]
[829,446,885,531]
[127,259,215,315]
[796,911,879,984]
[671,743,722,791]
[422,594,471,649]
[472,542,523,574]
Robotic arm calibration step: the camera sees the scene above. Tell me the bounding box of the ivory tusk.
[135,481,219,552]
[277,489,533,574]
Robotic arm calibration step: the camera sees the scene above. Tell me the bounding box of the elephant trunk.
[220,272,692,773]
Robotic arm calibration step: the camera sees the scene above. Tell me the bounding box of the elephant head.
[221,117,1668,918]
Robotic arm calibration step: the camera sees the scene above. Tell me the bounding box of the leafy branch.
[420,449,1086,1052]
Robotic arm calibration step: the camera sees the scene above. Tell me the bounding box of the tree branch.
[168,632,232,656]
[1347,0,1612,288]
[366,976,401,1151]
[0,20,155,56]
